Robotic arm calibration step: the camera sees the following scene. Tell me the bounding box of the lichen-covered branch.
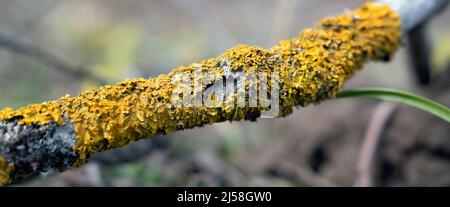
[0,1,426,186]
[0,33,108,85]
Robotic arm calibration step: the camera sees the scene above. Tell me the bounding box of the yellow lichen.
[0,101,65,126]
[0,3,401,165]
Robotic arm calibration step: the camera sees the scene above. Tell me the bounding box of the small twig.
[10,1,64,37]
[354,102,397,187]
[407,22,432,85]
[0,33,108,85]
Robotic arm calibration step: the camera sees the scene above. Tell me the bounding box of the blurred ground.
[0,0,449,186]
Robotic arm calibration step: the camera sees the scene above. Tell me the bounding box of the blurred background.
[0,0,449,187]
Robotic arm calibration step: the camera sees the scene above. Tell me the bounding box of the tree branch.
[0,1,446,186]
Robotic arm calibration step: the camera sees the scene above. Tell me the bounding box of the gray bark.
[1,0,448,185]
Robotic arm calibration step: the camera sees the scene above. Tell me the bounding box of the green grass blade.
[337,88,450,123]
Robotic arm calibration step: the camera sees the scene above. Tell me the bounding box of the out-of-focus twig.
[355,102,397,187]
[0,33,108,85]
[407,22,432,85]
[92,136,169,165]
[9,0,63,37]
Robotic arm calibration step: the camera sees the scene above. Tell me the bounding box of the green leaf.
[337,88,450,123]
